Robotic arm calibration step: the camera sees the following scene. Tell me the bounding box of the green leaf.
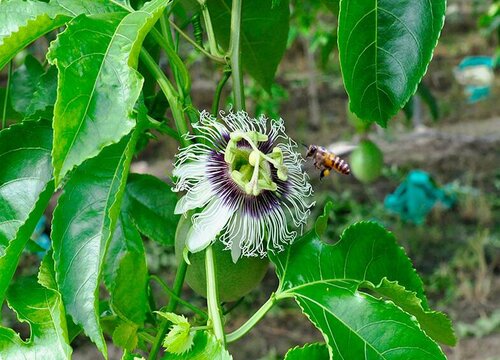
[10,55,44,115]
[365,278,456,346]
[50,0,126,15]
[208,0,290,91]
[0,120,54,303]
[281,222,430,306]
[163,322,194,355]
[321,0,339,15]
[112,322,139,352]
[0,261,72,359]
[123,174,179,245]
[156,312,190,325]
[314,201,333,237]
[0,0,72,69]
[417,82,439,121]
[402,82,439,123]
[26,66,59,120]
[163,331,232,360]
[338,0,446,126]
[51,132,139,356]
[104,211,149,326]
[271,222,450,359]
[0,0,127,69]
[48,0,170,185]
[284,343,329,360]
[38,251,59,291]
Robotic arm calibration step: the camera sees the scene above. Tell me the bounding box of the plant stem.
[148,259,188,360]
[169,19,225,64]
[212,68,231,116]
[138,331,156,344]
[159,14,186,98]
[229,0,245,111]
[146,115,181,141]
[139,48,190,148]
[205,245,225,344]
[150,28,191,96]
[2,61,13,129]
[149,275,208,319]
[198,0,222,57]
[225,293,276,343]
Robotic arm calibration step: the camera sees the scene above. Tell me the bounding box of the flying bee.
[304,144,351,179]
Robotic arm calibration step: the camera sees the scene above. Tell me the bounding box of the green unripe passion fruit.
[350,139,384,184]
[346,103,371,134]
[174,215,269,302]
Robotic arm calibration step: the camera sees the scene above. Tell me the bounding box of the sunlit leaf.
[0,120,54,303]
[0,257,72,359]
[0,0,71,69]
[208,0,290,91]
[51,133,138,355]
[48,0,170,185]
[162,331,232,360]
[338,0,446,126]
[112,322,139,352]
[123,174,179,245]
[284,343,329,360]
[0,0,124,70]
[365,278,456,345]
[271,222,451,359]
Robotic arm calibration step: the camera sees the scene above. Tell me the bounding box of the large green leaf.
[0,0,71,69]
[48,0,170,185]
[104,211,149,326]
[271,222,453,359]
[50,0,126,15]
[0,258,72,359]
[365,278,456,345]
[0,0,129,69]
[123,173,179,245]
[51,132,138,356]
[163,331,232,360]
[208,0,290,91]
[284,343,329,359]
[0,120,54,302]
[338,0,446,126]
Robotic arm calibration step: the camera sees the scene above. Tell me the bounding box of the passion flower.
[173,110,314,262]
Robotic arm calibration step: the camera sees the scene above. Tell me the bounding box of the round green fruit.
[350,140,384,183]
[174,216,269,302]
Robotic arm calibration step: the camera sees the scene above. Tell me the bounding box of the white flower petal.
[174,180,213,214]
[172,110,315,260]
[186,199,233,253]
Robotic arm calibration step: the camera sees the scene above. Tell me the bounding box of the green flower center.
[224,130,288,196]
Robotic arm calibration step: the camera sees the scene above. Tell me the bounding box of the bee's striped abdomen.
[330,155,351,175]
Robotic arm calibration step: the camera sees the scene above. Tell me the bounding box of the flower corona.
[173,110,314,262]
